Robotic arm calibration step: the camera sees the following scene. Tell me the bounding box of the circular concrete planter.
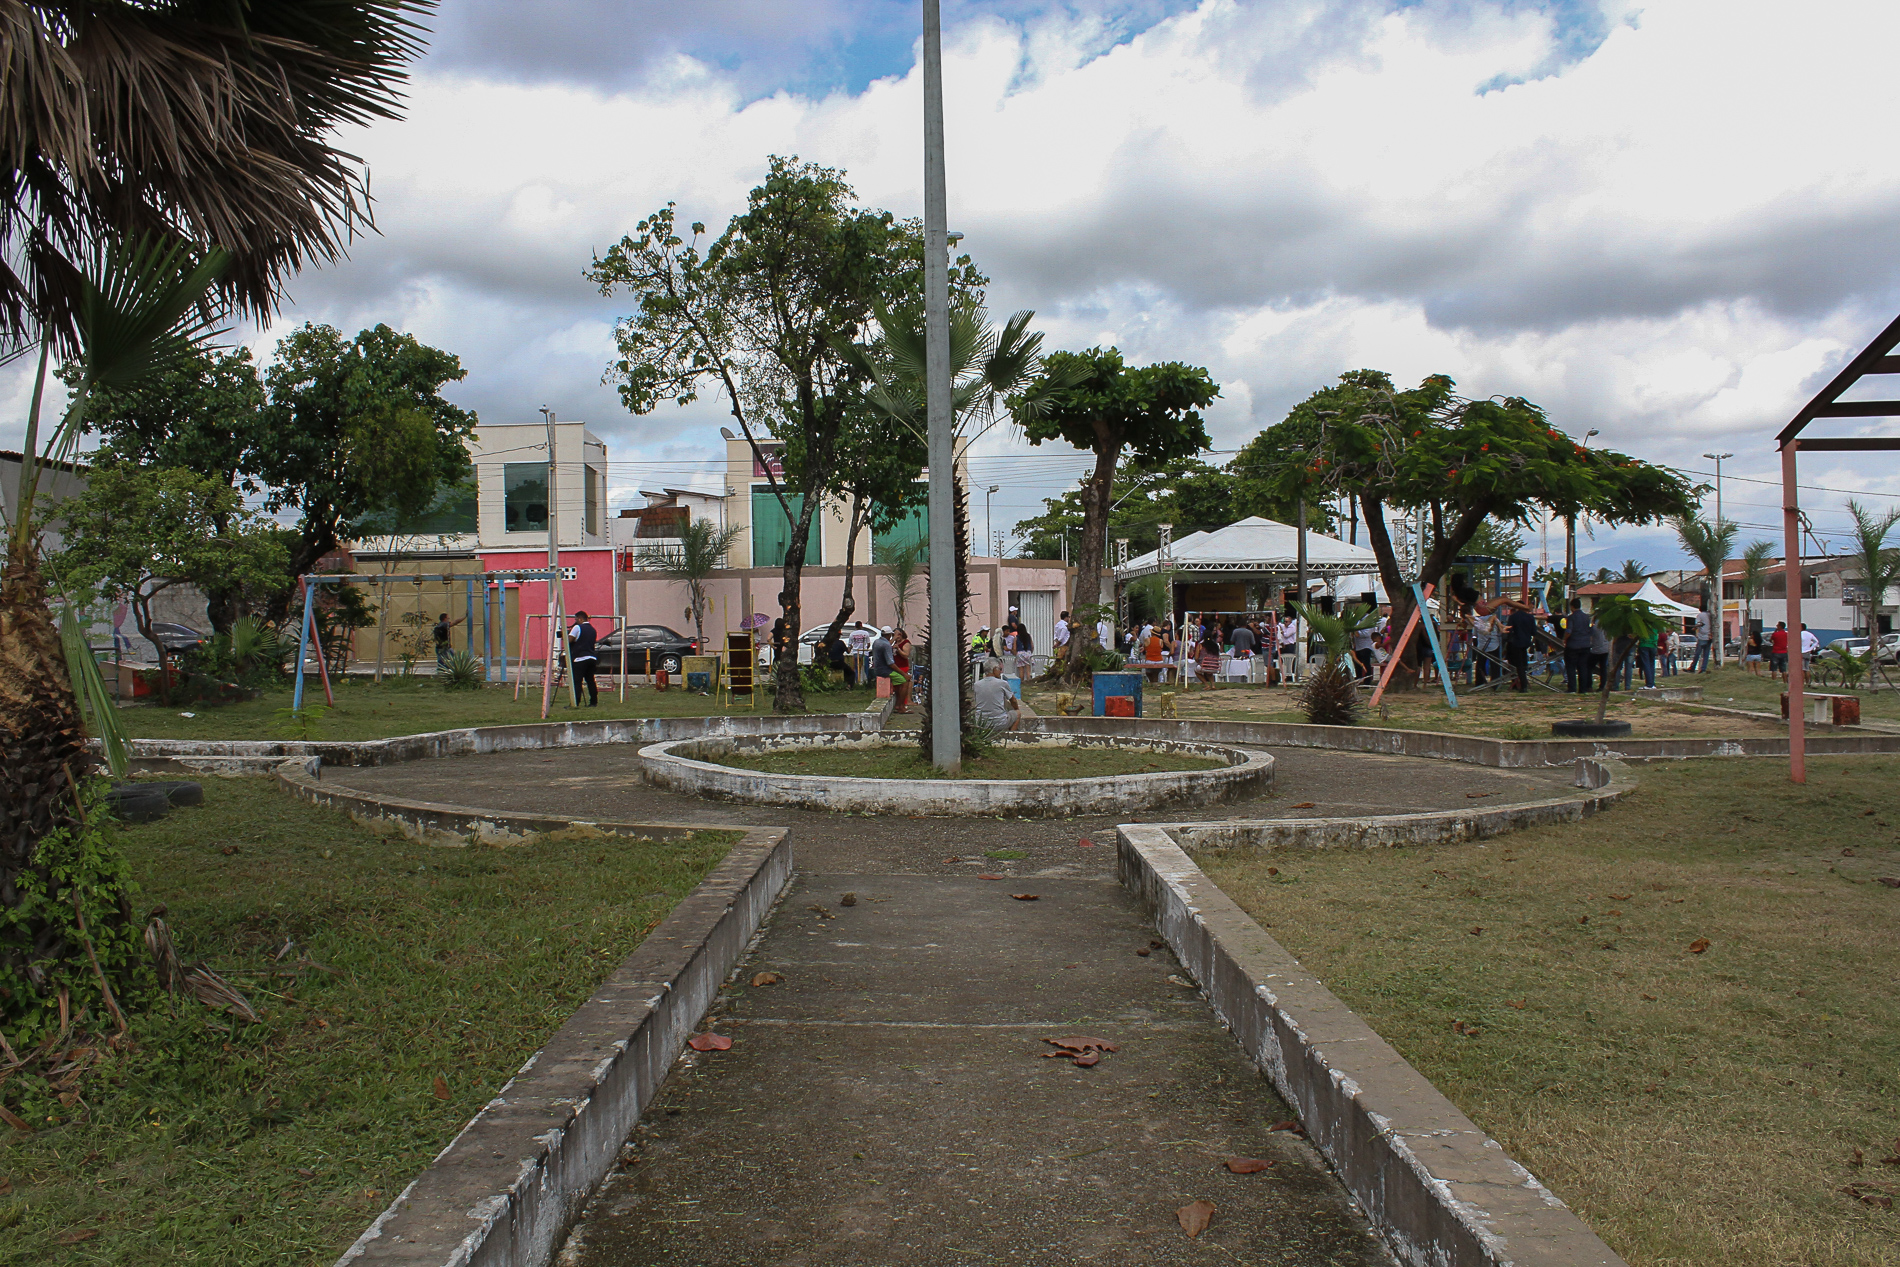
[636,732,1274,818]
[1551,718,1632,738]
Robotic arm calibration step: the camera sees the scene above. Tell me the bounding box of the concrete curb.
[121,711,881,769]
[335,826,793,1267]
[1023,714,1900,766]
[275,759,742,846]
[1154,759,1635,851]
[637,731,1274,818]
[1117,826,1628,1267]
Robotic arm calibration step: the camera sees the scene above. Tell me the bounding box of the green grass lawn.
[1688,661,1900,724]
[714,743,1224,780]
[119,677,877,743]
[2,778,738,1266]
[1198,757,1900,1267]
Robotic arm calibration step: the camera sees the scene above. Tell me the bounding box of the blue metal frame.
[1411,581,1459,709]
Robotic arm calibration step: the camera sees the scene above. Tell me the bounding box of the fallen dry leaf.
[432,1076,450,1100]
[1136,947,1151,956]
[977,873,1004,880]
[806,905,834,919]
[687,1033,733,1052]
[296,1167,316,1179]
[943,855,962,863]
[750,971,782,987]
[1878,877,1900,889]
[1609,893,1632,900]
[1224,1157,1274,1174]
[1291,802,1317,809]
[1505,999,1526,1009]
[1465,791,1493,799]
[1840,1182,1895,1209]
[1076,837,1095,847]
[1072,1053,1100,1067]
[1579,914,1589,924]
[1864,808,1878,816]
[1688,938,1711,954]
[1468,926,1483,936]
[0,1104,32,1132]
[1266,866,1279,876]
[1177,1199,1216,1238]
[1010,893,1040,901]
[54,1229,99,1245]
[1045,1036,1120,1054]
[1641,993,1657,1001]
[1268,1119,1304,1136]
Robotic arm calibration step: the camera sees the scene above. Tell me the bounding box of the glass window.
[751,485,822,567]
[504,463,548,533]
[407,477,478,536]
[585,464,601,537]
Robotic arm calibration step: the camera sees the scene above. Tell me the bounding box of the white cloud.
[9,0,1900,564]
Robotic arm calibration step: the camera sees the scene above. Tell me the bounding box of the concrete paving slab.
[560,873,1392,1267]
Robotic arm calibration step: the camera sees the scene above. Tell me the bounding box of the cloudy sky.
[14,0,1900,571]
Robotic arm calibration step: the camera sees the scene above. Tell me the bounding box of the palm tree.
[883,540,927,631]
[1674,514,1739,665]
[1618,559,1649,582]
[2,3,430,1036]
[1738,539,1775,635]
[847,298,1072,755]
[634,518,745,654]
[1844,499,1900,688]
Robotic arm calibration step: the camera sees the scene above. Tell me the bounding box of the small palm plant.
[1828,644,1874,691]
[439,649,484,691]
[1293,601,1378,726]
[635,518,745,652]
[1590,595,1668,723]
[1844,499,1900,691]
[1738,539,1775,633]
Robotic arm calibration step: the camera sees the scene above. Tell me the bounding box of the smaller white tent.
[1632,578,1698,617]
[1116,516,1382,580]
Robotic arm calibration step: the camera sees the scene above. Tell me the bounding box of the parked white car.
[1825,632,1899,663]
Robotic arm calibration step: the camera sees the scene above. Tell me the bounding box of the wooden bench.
[1781,692,1861,726]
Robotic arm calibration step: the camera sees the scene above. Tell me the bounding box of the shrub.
[1301,656,1360,726]
[440,649,484,691]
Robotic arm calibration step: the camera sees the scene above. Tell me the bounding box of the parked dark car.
[592,623,696,674]
[146,623,207,655]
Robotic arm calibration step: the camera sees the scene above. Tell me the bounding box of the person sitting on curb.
[972,657,1020,732]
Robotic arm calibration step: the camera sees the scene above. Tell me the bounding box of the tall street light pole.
[539,407,565,720]
[1703,450,1733,662]
[922,0,960,773]
[1563,428,1600,588]
[985,484,999,559]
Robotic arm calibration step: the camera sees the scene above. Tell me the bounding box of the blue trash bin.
[687,670,711,694]
[1091,671,1144,717]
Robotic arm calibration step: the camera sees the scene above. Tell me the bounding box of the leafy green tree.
[1016,455,1289,561]
[1591,595,1668,722]
[1019,348,1219,670]
[589,158,979,711]
[634,518,746,653]
[56,465,288,693]
[79,346,270,629]
[1462,519,1527,561]
[256,323,477,599]
[1255,370,1695,690]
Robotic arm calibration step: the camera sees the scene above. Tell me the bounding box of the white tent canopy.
[1116,516,1383,580]
[1633,578,1699,617]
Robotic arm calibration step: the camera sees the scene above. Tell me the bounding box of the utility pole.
[985,484,999,558]
[921,0,960,773]
[1704,450,1733,662]
[539,407,565,719]
[1563,428,1600,594]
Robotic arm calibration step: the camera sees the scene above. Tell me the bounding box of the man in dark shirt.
[1561,598,1594,693]
[1504,600,1537,693]
[568,611,598,706]
[432,611,463,669]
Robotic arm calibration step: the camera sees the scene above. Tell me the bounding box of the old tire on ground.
[107,784,173,823]
[1551,718,1633,739]
[140,780,205,807]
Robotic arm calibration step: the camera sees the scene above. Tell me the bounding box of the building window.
[585,464,601,537]
[751,485,822,567]
[504,463,549,533]
[408,477,478,536]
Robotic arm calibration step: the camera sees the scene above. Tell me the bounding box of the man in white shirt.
[1096,616,1112,651]
[972,658,1020,731]
[1800,624,1820,661]
[845,620,872,655]
[1053,612,1070,661]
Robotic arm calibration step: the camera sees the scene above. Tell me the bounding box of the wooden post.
[1782,442,1806,784]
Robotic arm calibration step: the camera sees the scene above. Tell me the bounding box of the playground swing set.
[291,567,604,720]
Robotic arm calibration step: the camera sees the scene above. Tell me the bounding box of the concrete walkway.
[561,865,1392,1266]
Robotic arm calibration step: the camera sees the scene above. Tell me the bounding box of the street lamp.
[1703,451,1733,661]
[985,484,999,559]
[921,0,960,772]
[1563,429,1600,590]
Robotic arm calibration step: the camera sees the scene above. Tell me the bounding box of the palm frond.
[59,604,127,778]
